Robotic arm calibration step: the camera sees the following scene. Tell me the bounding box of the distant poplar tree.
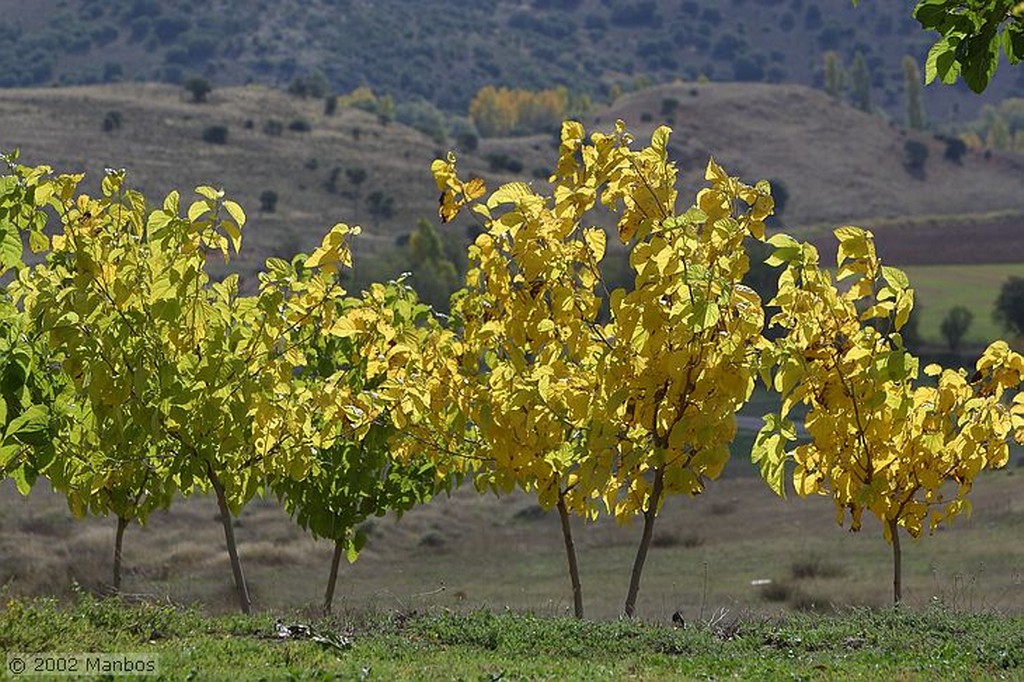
[903,56,925,130]
[823,51,846,98]
[850,52,872,113]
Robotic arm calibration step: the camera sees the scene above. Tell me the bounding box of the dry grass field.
[2,457,1021,622]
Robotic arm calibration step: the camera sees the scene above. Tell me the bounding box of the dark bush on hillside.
[288,119,312,132]
[486,153,524,174]
[367,191,395,222]
[263,119,284,136]
[610,1,659,27]
[943,136,967,164]
[101,110,123,132]
[259,190,278,213]
[202,125,228,145]
[324,94,338,116]
[184,75,211,103]
[457,131,479,152]
[903,139,929,172]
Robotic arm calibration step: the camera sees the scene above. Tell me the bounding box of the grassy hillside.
[3,80,1023,294]
[4,0,1022,127]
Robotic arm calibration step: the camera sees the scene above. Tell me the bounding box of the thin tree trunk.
[624,467,665,618]
[889,517,902,607]
[323,540,344,615]
[207,464,252,615]
[556,494,584,619]
[113,515,129,593]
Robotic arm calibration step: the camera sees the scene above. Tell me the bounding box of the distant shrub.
[531,167,552,179]
[324,94,338,116]
[288,118,312,132]
[259,190,278,213]
[367,190,395,222]
[791,556,846,580]
[154,14,190,44]
[287,70,328,99]
[903,139,929,173]
[325,166,342,193]
[201,125,228,144]
[940,305,973,351]
[345,167,367,187]
[101,110,123,132]
[661,97,680,116]
[486,153,524,174]
[943,136,968,164]
[184,75,211,103]
[640,112,653,122]
[419,530,445,548]
[610,1,659,26]
[760,581,792,603]
[396,99,448,143]
[263,119,284,136]
[457,131,479,152]
[994,276,1024,336]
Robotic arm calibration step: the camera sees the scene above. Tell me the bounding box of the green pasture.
[1,596,1021,680]
[902,263,1024,347]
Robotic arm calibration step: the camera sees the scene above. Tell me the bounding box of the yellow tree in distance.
[754,226,1024,604]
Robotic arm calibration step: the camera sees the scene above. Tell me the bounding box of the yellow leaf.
[222,220,242,253]
[187,200,209,223]
[488,183,533,210]
[583,227,606,262]
[223,199,246,228]
[438,191,460,224]
[463,177,487,202]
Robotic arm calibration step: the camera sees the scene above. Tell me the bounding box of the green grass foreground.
[1,596,1022,680]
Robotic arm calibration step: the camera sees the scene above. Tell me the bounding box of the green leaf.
[0,443,19,470]
[691,299,720,331]
[146,209,174,237]
[882,265,910,290]
[0,222,22,273]
[6,404,49,446]
[751,415,790,498]
[11,464,32,495]
[346,530,367,563]
[163,190,180,215]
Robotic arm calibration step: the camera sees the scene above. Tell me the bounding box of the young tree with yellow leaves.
[433,121,776,617]
[271,279,450,614]
[16,161,370,612]
[754,227,1024,604]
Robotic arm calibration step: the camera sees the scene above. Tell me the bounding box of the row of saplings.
[0,121,1022,620]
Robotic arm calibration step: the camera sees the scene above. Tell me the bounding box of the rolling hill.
[3,0,1022,126]
[2,79,1021,291]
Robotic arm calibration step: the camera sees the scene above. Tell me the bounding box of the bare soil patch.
[810,218,1024,266]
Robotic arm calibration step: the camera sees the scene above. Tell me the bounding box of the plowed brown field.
[811,219,1024,266]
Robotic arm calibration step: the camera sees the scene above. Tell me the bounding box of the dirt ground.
[809,219,1024,266]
